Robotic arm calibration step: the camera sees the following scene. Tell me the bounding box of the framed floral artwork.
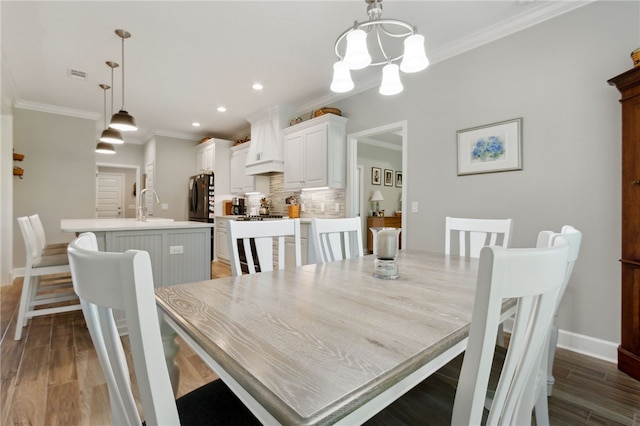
[456,118,522,176]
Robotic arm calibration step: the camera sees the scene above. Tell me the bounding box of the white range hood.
[245,105,296,175]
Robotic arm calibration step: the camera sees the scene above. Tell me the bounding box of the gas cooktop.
[235,215,284,221]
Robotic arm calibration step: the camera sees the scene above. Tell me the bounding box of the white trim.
[14,100,100,120]
[557,329,618,364]
[504,319,618,364]
[358,137,402,152]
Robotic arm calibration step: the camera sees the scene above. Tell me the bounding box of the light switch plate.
[411,201,419,213]
[169,245,183,254]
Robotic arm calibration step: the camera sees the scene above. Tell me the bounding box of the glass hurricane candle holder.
[373,228,401,280]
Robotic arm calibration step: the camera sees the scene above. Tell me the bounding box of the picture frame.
[395,171,403,187]
[456,118,522,176]
[384,169,393,186]
[371,167,381,185]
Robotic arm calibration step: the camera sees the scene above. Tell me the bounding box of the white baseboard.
[557,329,618,364]
[503,319,618,364]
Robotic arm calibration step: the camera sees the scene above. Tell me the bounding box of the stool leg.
[547,320,559,395]
[15,270,34,340]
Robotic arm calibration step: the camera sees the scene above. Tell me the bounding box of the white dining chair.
[29,213,69,255]
[367,239,571,425]
[228,219,301,276]
[445,216,513,346]
[310,217,364,263]
[536,225,582,396]
[67,232,260,426]
[445,216,513,258]
[14,216,80,340]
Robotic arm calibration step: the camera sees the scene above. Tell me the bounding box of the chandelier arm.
[334,18,417,62]
[375,26,391,63]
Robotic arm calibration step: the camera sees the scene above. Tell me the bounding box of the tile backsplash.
[250,173,345,218]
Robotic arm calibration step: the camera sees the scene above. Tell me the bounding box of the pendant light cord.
[121,36,126,110]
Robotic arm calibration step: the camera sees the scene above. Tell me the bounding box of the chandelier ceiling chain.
[330,0,429,96]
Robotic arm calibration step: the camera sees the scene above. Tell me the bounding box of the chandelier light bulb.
[343,29,371,70]
[400,34,429,73]
[379,63,403,95]
[330,61,355,93]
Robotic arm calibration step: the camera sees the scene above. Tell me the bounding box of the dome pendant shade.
[330,61,355,93]
[343,29,371,70]
[110,110,137,132]
[379,63,403,95]
[100,127,124,144]
[95,141,116,154]
[400,34,429,73]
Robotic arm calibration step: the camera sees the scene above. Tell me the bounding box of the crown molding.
[359,137,402,152]
[145,129,204,142]
[13,100,101,120]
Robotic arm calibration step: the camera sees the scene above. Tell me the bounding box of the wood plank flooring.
[1,261,639,425]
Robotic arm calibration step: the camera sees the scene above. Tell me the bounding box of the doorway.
[96,164,140,219]
[347,121,408,250]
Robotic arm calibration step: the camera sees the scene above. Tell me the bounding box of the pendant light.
[96,84,116,155]
[109,29,137,132]
[100,61,124,144]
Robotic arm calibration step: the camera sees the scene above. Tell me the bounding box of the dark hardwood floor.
[1,261,639,425]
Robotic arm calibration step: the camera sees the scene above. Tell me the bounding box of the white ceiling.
[1,1,591,144]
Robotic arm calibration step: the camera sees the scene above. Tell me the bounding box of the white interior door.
[96,172,124,218]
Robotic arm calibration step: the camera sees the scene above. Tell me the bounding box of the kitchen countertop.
[61,218,214,232]
[217,215,311,224]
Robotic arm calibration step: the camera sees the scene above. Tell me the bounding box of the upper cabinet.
[196,138,215,173]
[282,114,347,190]
[230,143,269,194]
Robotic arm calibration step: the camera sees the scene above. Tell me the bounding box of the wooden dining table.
[155,250,514,425]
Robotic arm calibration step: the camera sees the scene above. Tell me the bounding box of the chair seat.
[33,253,70,268]
[172,379,261,426]
[42,246,68,256]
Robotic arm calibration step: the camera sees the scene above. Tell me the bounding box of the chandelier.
[330,0,429,96]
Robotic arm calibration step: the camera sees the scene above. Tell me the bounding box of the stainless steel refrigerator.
[189,173,214,260]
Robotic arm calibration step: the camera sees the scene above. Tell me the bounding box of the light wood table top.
[156,250,505,425]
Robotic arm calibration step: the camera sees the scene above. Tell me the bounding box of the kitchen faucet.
[137,188,160,221]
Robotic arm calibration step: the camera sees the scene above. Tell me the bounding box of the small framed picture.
[395,171,403,187]
[384,169,393,186]
[371,167,381,185]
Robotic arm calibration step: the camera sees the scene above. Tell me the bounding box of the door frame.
[346,121,408,245]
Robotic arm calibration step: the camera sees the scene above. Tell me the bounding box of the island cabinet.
[230,143,269,194]
[609,66,640,381]
[215,217,230,262]
[284,221,312,268]
[283,114,347,190]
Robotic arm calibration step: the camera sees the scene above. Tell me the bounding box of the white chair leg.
[547,320,559,395]
[15,272,34,340]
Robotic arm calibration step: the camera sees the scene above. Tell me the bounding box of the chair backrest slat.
[311,217,364,263]
[228,219,301,276]
[445,216,513,258]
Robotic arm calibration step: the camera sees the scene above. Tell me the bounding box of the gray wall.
[332,1,637,343]
[152,135,199,221]
[12,108,96,267]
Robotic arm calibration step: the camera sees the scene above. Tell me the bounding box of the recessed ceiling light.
[217,106,227,112]
[192,122,201,127]
[252,83,263,91]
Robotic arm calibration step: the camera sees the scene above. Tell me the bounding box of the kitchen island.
[61,218,213,287]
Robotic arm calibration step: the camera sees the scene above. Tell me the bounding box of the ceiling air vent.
[68,69,87,80]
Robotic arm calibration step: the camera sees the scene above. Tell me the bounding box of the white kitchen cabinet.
[196,139,215,173]
[283,114,347,190]
[230,143,269,194]
[215,217,230,262]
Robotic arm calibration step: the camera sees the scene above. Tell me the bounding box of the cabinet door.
[197,149,205,172]
[303,126,328,188]
[284,133,305,190]
[215,219,229,262]
[230,149,247,193]
[204,144,214,172]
